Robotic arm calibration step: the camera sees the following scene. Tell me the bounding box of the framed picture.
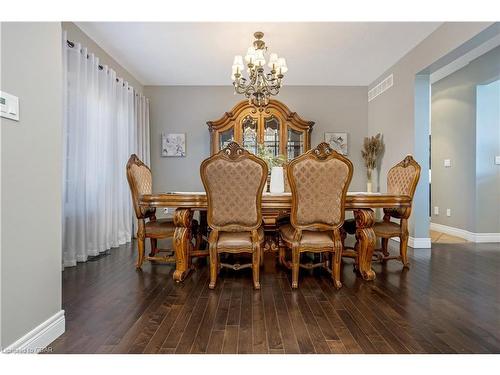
[161,133,186,157]
[325,132,348,155]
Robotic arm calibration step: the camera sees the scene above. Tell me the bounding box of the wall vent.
[368,74,393,102]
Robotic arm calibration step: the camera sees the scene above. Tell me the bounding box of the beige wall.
[1,22,63,347]
[62,22,144,93]
[367,22,496,239]
[431,46,500,233]
[144,85,368,194]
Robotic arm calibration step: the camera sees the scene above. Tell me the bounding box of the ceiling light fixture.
[231,31,287,108]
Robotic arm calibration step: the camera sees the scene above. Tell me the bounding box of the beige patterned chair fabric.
[383,155,421,219]
[126,154,155,219]
[387,164,419,196]
[201,147,267,230]
[291,157,351,227]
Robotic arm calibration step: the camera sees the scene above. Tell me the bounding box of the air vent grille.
[368,74,393,102]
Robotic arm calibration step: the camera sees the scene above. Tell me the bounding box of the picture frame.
[325,132,348,155]
[161,133,186,157]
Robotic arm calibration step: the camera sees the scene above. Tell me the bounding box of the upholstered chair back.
[126,154,155,219]
[200,142,268,231]
[288,142,353,229]
[386,155,421,198]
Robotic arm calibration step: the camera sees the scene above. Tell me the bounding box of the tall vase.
[366,169,373,193]
[270,166,285,193]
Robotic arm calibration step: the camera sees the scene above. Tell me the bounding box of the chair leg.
[381,238,390,257]
[260,246,264,267]
[400,234,410,269]
[253,247,261,290]
[149,238,158,257]
[332,249,343,290]
[136,237,145,269]
[400,218,410,269]
[291,246,300,289]
[209,246,218,289]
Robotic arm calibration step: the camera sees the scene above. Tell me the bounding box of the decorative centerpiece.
[256,143,286,193]
[361,133,384,192]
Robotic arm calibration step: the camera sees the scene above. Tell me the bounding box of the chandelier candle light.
[232,32,288,108]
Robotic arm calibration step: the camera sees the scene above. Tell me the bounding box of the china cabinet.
[207,99,314,160]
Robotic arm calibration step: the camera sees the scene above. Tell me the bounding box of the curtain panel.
[62,31,151,267]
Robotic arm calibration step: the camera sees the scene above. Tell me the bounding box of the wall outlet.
[163,208,169,215]
[495,156,500,165]
[434,206,439,215]
[446,208,451,217]
[444,159,451,167]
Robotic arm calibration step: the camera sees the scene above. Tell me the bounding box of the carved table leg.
[172,208,194,282]
[354,208,376,281]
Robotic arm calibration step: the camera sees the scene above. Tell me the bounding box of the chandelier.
[231,31,288,108]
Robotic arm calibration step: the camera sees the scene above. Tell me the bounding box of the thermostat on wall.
[0,91,20,121]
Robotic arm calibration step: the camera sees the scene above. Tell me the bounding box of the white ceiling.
[76,22,442,86]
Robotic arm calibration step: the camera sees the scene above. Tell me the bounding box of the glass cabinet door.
[241,115,258,154]
[287,128,304,160]
[263,116,280,157]
[219,128,234,150]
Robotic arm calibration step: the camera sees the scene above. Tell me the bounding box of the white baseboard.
[390,236,431,249]
[430,222,500,243]
[2,310,65,354]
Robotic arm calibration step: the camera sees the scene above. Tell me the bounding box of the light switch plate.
[0,91,19,121]
[444,159,451,167]
[495,156,500,165]
[446,208,451,217]
[434,206,439,215]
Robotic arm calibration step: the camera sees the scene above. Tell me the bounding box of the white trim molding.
[430,222,500,243]
[390,236,431,249]
[2,310,65,354]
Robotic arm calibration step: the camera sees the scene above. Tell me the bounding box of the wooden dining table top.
[139,191,412,209]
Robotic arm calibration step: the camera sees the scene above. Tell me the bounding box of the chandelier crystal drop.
[231,31,287,108]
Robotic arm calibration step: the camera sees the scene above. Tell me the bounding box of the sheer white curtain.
[62,31,150,267]
[135,93,150,165]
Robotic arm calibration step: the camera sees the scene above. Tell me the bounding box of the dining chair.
[278,142,353,289]
[375,155,421,268]
[127,154,198,268]
[342,155,421,269]
[200,142,268,290]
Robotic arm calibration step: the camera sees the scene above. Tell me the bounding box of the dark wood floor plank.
[190,282,224,354]
[271,277,300,354]
[294,289,331,353]
[222,326,239,354]
[252,290,268,353]
[238,278,254,354]
[213,278,233,331]
[206,330,225,354]
[159,270,208,350]
[279,277,316,354]
[262,281,284,350]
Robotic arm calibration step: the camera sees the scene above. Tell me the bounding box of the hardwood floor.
[430,230,469,244]
[48,240,500,354]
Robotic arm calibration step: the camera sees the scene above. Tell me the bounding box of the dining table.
[139,191,412,283]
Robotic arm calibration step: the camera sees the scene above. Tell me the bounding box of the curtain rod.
[66,39,141,94]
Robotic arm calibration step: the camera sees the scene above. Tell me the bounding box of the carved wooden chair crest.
[200,142,268,289]
[376,155,421,267]
[279,142,353,289]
